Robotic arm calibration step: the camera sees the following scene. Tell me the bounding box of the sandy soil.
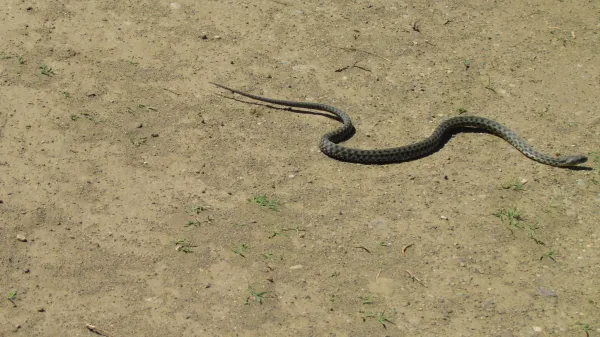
[2,0,600,336]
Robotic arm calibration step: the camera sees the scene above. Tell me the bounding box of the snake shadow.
[214,94,592,171]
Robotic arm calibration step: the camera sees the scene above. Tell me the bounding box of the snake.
[210,82,587,167]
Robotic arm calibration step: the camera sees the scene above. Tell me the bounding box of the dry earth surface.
[2,0,600,336]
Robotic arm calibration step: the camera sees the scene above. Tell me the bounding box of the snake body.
[211,82,587,167]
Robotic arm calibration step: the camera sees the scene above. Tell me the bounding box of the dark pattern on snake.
[210,82,587,167]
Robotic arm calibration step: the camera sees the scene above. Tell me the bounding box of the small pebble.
[16,233,27,242]
[37,307,45,312]
[440,215,448,220]
[533,326,542,332]
[289,264,303,270]
[170,2,181,9]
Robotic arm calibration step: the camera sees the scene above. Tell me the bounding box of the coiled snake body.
[211,83,587,167]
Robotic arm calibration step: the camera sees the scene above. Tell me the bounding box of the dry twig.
[405,270,425,287]
[401,243,414,256]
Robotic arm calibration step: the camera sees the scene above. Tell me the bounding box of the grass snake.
[211,82,587,167]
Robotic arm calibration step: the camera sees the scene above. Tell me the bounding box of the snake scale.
[210,82,587,167]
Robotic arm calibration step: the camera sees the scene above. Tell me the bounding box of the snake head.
[558,155,588,166]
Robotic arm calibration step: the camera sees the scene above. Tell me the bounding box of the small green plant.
[129,56,138,65]
[190,205,209,214]
[583,323,590,337]
[463,59,470,70]
[130,137,147,146]
[262,250,273,259]
[494,206,523,227]
[174,239,196,253]
[69,111,103,124]
[269,229,288,238]
[245,286,269,305]
[364,310,394,329]
[234,243,248,257]
[185,219,201,227]
[7,290,17,300]
[252,195,280,211]
[7,289,17,306]
[456,107,468,114]
[495,208,545,244]
[81,112,94,121]
[18,56,25,64]
[39,64,54,76]
[540,250,560,262]
[62,91,70,98]
[185,206,212,227]
[360,295,375,304]
[500,180,525,191]
[575,322,591,337]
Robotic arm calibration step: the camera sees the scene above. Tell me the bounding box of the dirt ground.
[1,0,600,336]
